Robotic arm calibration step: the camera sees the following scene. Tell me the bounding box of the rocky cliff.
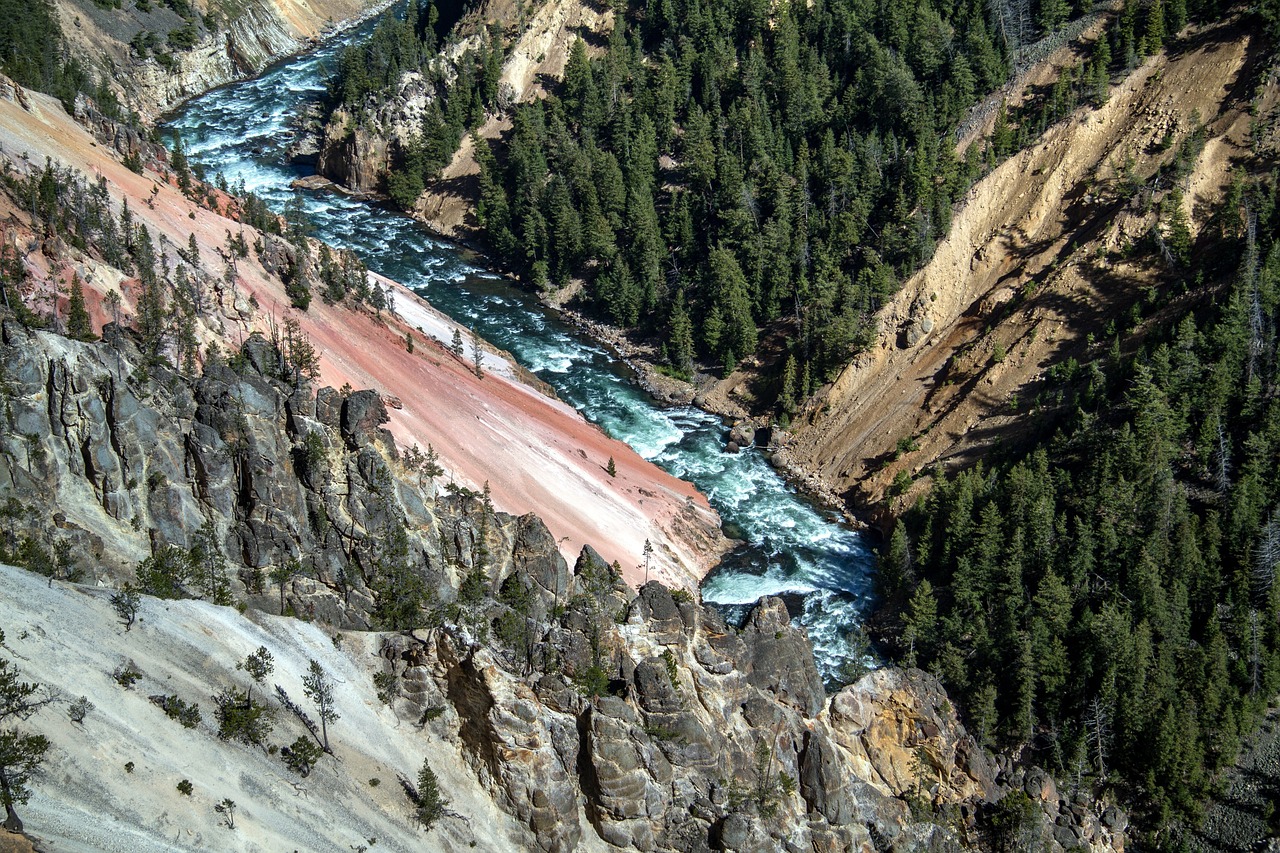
[0,312,1125,850]
[53,0,393,122]
[0,547,1128,852]
[0,74,726,589]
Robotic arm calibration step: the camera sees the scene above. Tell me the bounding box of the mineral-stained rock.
[829,668,998,805]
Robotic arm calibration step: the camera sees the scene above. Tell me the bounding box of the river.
[163,15,877,684]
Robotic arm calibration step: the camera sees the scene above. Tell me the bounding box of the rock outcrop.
[52,0,394,122]
[0,314,1130,850]
[0,75,728,589]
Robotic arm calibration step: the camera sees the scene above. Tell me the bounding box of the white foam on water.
[165,21,881,688]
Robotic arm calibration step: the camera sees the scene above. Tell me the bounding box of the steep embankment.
[0,77,726,588]
[784,15,1267,509]
[314,0,611,237]
[53,0,393,122]
[0,558,1127,852]
[0,564,527,852]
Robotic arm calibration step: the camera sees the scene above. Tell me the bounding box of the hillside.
[0,75,727,590]
[53,0,394,122]
[784,11,1273,511]
[0,556,1130,852]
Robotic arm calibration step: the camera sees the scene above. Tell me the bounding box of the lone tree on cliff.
[0,630,53,833]
[302,659,338,753]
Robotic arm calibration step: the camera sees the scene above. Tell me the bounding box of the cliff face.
[0,552,1128,852]
[0,303,1123,849]
[53,0,393,121]
[0,76,727,589]
[782,15,1263,510]
[313,0,611,235]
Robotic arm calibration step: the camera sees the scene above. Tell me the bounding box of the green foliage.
[238,646,274,688]
[176,779,193,796]
[112,661,142,689]
[370,523,430,631]
[214,688,274,746]
[156,694,202,728]
[0,0,105,112]
[889,175,1280,830]
[190,520,232,605]
[301,659,338,752]
[0,649,52,823]
[136,545,193,599]
[414,758,448,830]
[282,735,323,777]
[67,695,93,724]
[988,790,1039,851]
[573,662,610,699]
[372,669,397,704]
[444,0,1019,393]
[214,797,236,830]
[65,275,95,341]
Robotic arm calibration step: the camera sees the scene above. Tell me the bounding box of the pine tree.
[777,354,799,419]
[191,519,232,606]
[1142,0,1166,56]
[65,274,94,341]
[0,633,53,833]
[301,659,339,753]
[415,759,448,830]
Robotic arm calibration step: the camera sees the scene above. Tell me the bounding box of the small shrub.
[68,696,94,724]
[110,581,140,627]
[177,779,193,796]
[661,649,679,689]
[124,761,134,773]
[113,661,143,689]
[282,735,323,777]
[214,797,237,829]
[373,670,397,704]
[153,694,202,728]
[214,689,273,746]
[368,777,380,787]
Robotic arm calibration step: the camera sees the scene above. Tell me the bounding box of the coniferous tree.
[65,274,94,341]
[0,632,52,833]
[301,659,338,753]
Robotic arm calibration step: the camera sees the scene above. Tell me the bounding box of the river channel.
[163,13,877,683]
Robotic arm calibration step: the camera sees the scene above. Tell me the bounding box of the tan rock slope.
[784,14,1267,509]
[0,78,727,588]
[53,0,393,122]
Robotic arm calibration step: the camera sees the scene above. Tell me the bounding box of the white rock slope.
[0,564,531,852]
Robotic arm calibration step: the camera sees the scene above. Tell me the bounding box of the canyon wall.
[54,0,394,121]
[0,76,726,588]
[782,15,1264,510]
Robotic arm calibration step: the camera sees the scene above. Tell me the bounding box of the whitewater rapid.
[164,13,877,684]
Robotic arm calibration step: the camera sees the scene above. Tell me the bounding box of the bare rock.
[740,597,825,718]
[829,668,997,806]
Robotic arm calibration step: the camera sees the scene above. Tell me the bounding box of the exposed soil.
[0,77,729,590]
[786,14,1269,513]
